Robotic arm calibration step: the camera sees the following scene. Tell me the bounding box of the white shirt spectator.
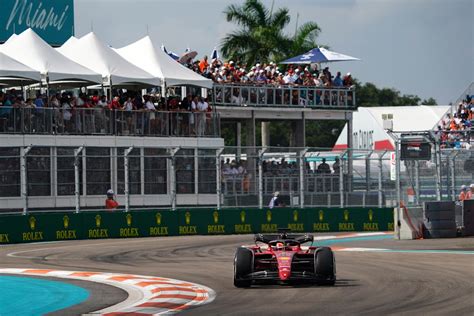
[145,101,155,111]
[98,99,108,108]
[197,100,208,112]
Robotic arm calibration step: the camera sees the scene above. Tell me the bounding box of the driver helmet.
[276,242,284,249]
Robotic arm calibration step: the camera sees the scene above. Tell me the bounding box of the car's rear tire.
[314,247,336,285]
[234,247,253,288]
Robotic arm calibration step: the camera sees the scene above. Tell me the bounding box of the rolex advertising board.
[0,0,74,46]
[0,207,394,244]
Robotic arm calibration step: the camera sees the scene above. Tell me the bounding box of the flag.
[211,47,219,60]
[168,52,179,61]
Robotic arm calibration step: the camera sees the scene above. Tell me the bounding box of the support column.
[236,121,242,161]
[216,148,224,209]
[346,112,353,192]
[261,121,270,148]
[435,140,442,201]
[378,152,384,208]
[21,146,32,215]
[365,154,371,191]
[415,160,420,204]
[395,136,401,240]
[168,148,179,211]
[450,156,456,200]
[339,152,345,208]
[74,146,84,213]
[124,146,134,212]
[245,111,256,148]
[299,148,308,209]
[258,148,267,209]
[294,113,306,148]
[244,113,257,194]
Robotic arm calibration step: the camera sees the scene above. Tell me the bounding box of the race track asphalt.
[0,234,473,315]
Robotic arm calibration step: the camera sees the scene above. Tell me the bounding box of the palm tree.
[221,0,321,66]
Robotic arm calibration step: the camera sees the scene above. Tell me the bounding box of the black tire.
[314,247,336,285]
[234,247,253,288]
[424,229,457,238]
[424,211,455,221]
[424,219,456,231]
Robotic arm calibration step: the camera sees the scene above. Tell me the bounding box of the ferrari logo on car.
[266,210,272,222]
[95,215,101,228]
[126,214,132,227]
[240,211,246,223]
[63,215,69,229]
[344,210,349,221]
[185,212,191,225]
[368,209,373,222]
[319,210,324,221]
[293,210,298,222]
[213,211,219,224]
[29,216,36,230]
[156,213,162,225]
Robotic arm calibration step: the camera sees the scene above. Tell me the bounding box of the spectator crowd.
[0,89,214,136]
[187,55,354,88]
[438,95,473,149]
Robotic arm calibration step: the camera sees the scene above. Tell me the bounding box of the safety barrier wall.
[0,207,394,244]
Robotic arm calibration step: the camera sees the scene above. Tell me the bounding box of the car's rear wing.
[254,230,314,244]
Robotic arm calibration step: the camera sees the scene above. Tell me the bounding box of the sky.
[74,0,473,105]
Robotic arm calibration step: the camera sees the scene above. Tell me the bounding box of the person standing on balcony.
[105,189,119,210]
[467,184,474,200]
[269,191,282,209]
[317,158,331,174]
[333,157,340,174]
[123,97,135,134]
[196,96,208,136]
[333,72,343,87]
[459,185,468,201]
[199,55,209,74]
[343,73,353,87]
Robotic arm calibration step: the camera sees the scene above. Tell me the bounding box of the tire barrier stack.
[423,201,457,238]
[462,200,474,236]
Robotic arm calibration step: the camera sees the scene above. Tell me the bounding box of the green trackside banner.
[0,208,394,244]
[0,0,74,46]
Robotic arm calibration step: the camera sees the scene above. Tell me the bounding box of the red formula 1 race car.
[233,229,336,287]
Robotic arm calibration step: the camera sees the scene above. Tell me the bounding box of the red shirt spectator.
[109,97,121,110]
[105,189,119,210]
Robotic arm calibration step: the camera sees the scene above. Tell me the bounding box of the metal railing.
[0,107,220,137]
[211,83,356,109]
[1,144,472,213]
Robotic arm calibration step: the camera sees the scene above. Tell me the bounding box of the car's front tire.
[234,247,253,288]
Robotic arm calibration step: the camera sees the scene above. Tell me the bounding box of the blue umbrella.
[280,47,360,64]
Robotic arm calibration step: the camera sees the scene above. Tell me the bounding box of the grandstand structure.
[0,81,358,213]
[1,81,473,213]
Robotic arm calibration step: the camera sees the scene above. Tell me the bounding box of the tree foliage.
[219,0,438,148]
[353,79,437,107]
[221,0,321,65]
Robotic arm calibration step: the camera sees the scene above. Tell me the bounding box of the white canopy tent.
[115,36,212,89]
[57,32,161,87]
[0,29,101,85]
[334,105,450,151]
[0,52,41,86]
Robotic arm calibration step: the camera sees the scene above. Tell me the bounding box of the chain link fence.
[0,144,472,213]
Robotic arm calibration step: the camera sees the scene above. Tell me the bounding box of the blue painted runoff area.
[314,234,393,246]
[0,275,89,316]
